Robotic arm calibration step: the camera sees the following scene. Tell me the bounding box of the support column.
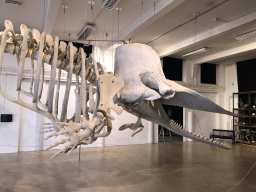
[149,122,154,143]
[36,113,44,151]
[97,127,105,147]
[184,111,193,141]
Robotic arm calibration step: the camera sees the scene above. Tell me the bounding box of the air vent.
[102,0,120,10]
[5,0,22,5]
[77,24,95,40]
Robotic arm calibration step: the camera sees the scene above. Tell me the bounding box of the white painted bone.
[124,100,230,149]
[119,117,144,137]
[46,34,54,48]
[5,20,13,30]
[160,80,235,116]
[32,32,46,104]
[46,36,59,113]
[98,73,124,120]
[115,44,175,103]
[115,44,234,116]
[59,41,67,53]
[60,43,74,122]
[88,84,95,113]
[32,29,40,46]
[16,24,28,95]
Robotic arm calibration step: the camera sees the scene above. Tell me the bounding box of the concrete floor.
[0,141,255,192]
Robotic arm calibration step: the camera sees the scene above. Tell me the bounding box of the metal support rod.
[79,145,81,162]
[69,39,127,44]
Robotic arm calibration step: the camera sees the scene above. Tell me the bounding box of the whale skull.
[114,43,175,103]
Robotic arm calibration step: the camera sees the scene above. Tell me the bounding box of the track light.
[182,47,209,58]
[235,30,256,41]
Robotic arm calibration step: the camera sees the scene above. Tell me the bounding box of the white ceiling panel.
[0,0,45,32]
[1,0,256,64]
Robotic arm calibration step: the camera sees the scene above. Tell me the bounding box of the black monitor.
[1,114,13,122]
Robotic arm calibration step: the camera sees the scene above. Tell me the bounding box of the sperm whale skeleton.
[0,20,234,158]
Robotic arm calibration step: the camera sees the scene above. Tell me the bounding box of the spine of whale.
[0,20,105,130]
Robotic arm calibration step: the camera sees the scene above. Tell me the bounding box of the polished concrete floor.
[0,141,255,192]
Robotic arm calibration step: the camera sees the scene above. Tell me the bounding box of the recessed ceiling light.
[61,4,68,9]
[88,1,95,5]
[182,47,209,58]
[235,30,256,41]
[115,7,122,11]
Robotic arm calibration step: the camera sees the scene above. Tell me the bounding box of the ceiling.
[1,0,256,64]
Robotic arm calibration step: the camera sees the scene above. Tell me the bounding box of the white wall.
[182,59,235,139]
[192,92,218,138]
[0,74,20,153]
[222,63,238,130]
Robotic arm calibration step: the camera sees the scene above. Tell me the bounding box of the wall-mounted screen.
[1,114,13,122]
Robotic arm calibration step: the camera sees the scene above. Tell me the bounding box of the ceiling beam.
[43,0,62,34]
[103,0,186,50]
[193,42,256,65]
[158,11,256,57]
[119,0,186,41]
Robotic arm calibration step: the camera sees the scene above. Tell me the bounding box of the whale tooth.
[196,134,200,137]
[210,139,214,142]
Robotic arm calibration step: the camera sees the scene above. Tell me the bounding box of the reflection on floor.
[158,135,183,142]
[0,142,255,192]
[158,126,183,142]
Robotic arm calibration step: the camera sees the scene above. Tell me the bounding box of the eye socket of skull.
[140,72,175,100]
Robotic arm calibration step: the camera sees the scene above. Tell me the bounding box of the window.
[201,63,216,84]
[162,57,183,81]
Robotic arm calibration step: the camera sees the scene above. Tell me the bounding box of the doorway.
[158,105,183,142]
